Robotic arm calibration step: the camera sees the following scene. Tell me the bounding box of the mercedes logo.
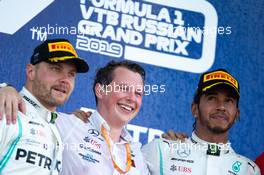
[88,129,99,137]
[177,149,191,158]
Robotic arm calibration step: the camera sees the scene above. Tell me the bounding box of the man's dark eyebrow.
[205,91,237,99]
[49,63,62,67]
[226,92,237,99]
[204,91,217,96]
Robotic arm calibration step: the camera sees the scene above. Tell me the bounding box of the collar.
[20,87,58,124]
[89,110,133,143]
[191,132,234,155]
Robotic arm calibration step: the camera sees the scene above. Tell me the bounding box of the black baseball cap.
[30,38,89,73]
[194,69,240,101]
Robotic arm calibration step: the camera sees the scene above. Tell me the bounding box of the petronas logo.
[232,161,242,173]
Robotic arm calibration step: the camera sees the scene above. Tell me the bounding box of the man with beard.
[142,69,260,175]
[0,38,89,175]
[0,61,150,175]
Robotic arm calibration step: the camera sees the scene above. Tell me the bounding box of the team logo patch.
[48,41,78,57]
[203,71,238,88]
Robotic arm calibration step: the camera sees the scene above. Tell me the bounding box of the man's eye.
[136,92,143,97]
[69,72,76,78]
[51,66,61,72]
[207,96,216,101]
[226,98,234,103]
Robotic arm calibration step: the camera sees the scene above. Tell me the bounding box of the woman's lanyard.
[101,126,132,174]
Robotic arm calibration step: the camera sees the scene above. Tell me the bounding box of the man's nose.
[127,91,136,102]
[59,71,72,84]
[216,99,226,111]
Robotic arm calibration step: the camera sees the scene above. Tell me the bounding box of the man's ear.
[191,102,198,119]
[235,108,240,122]
[26,64,36,81]
[95,83,105,100]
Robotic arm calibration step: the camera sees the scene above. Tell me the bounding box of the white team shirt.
[142,132,260,175]
[0,87,63,175]
[56,111,150,175]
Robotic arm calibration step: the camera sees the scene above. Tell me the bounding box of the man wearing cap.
[0,60,150,175]
[142,69,260,175]
[0,38,89,175]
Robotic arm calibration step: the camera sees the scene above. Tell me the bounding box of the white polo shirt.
[56,111,150,175]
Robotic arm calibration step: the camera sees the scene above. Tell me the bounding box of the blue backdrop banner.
[0,0,263,160]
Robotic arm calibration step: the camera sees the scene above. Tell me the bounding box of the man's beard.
[198,110,235,134]
[32,78,65,108]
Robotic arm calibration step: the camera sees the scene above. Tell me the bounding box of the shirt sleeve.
[134,143,151,175]
[0,115,7,148]
[242,155,261,175]
[250,159,261,175]
[141,139,162,175]
[140,152,151,175]
[0,113,20,155]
